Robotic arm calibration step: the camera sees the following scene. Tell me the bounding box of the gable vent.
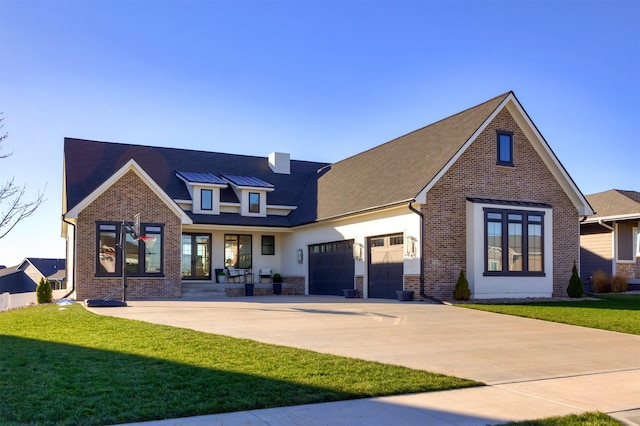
[268,152,290,174]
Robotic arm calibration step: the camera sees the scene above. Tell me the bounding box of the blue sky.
[0,0,638,267]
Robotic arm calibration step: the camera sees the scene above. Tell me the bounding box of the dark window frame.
[95,221,165,277]
[201,189,213,211]
[483,208,545,277]
[248,192,260,213]
[261,235,275,255]
[496,130,514,166]
[224,234,253,269]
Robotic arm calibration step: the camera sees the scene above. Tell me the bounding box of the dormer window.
[222,175,274,217]
[249,192,260,213]
[176,171,227,215]
[497,131,513,166]
[201,189,213,211]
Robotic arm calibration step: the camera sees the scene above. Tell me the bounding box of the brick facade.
[423,109,579,299]
[75,170,182,300]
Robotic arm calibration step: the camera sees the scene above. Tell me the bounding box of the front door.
[182,234,211,280]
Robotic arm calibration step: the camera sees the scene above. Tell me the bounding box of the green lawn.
[458,294,640,335]
[502,411,624,425]
[0,304,479,425]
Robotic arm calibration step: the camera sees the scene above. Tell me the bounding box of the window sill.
[483,272,546,277]
[95,274,166,279]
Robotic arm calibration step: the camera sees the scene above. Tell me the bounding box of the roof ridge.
[64,137,327,166]
[328,91,512,167]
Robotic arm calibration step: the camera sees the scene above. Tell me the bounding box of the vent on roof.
[268,152,290,175]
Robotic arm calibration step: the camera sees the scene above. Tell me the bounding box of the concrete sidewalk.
[90,296,640,425]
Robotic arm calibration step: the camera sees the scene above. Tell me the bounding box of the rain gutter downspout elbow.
[597,219,615,232]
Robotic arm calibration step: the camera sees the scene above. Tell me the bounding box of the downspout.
[408,202,442,303]
[597,219,616,277]
[61,215,76,299]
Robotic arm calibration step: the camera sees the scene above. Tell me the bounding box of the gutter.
[61,215,76,300]
[408,202,442,304]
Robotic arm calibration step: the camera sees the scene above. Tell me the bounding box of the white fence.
[0,290,69,312]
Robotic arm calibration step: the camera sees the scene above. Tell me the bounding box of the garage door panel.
[309,240,354,296]
[368,234,404,299]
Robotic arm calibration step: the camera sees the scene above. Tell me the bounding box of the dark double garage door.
[308,235,404,299]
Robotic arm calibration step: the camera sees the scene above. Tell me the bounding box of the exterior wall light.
[296,248,304,264]
[352,242,364,261]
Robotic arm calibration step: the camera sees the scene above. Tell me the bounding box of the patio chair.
[259,267,272,283]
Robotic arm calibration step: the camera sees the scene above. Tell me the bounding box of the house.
[580,190,640,290]
[0,258,66,294]
[61,91,593,301]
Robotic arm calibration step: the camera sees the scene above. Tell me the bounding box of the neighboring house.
[0,258,66,294]
[61,91,592,301]
[580,190,640,290]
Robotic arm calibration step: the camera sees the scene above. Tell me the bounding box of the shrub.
[36,277,53,304]
[453,269,471,301]
[591,270,610,293]
[272,273,283,283]
[611,274,629,293]
[567,261,584,298]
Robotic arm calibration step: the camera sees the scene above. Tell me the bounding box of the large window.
[497,131,513,166]
[484,209,544,276]
[96,222,164,277]
[225,234,252,269]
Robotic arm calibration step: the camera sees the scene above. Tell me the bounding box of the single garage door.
[309,240,355,295]
[368,234,404,299]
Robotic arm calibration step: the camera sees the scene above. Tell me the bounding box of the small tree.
[36,277,52,304]
[567,261,584,298]
[453,269,471,301]
[0,114,46,239]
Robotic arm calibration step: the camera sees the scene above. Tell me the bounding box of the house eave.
[581,213,640,224]
[63,159,193,225]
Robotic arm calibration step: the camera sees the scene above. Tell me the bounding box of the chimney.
[268,152,290,174]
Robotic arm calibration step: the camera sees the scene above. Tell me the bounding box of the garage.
[368,234,404,299]
[308,240,355,295]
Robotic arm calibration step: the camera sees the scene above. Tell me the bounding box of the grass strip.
[0,304,479,425]
[501,411,624,425]
[458,294,640,335]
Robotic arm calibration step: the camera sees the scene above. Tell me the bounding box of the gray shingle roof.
[64,139,327,226]
[314,92,510,220]
[585,190,640,220]
[64,92,514,226]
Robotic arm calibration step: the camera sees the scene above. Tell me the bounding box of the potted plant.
[395,290,413,301]
[272,273,283,295]
[343,288,357,298]
[217,269,226,283]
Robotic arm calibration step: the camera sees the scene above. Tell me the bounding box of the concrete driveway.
[89,296,640,425]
